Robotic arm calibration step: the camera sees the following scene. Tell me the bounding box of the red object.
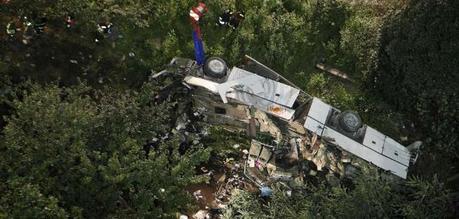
[189,2,207,23]
[189,2,208,65]
[193,2,208,16]
[189,2,207,38]
[66,17,76,27]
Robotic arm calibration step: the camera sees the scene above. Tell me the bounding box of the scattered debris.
[260,186,273,198]
[193,190,204,201]
[193,210,209,219]
[315,63,353,82]
[181,55,419,179]
[150,55,422,216]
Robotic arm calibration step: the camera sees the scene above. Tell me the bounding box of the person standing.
[189,1,208,65]
[65,15,75,29]
[33,17,47,34]
[97,22,113,34]
[22,16,34,44]
[6,22,16,37]
[189,1,208,25]
[217,9,232,26]
[228,11,245,29]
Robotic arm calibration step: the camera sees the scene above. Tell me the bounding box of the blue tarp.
[192,30,205,65]
[260,186,273,198]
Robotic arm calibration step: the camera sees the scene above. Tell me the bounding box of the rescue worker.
[189,1,208,65]
[65,15,75,29]
[97,22,113,34]
[228,11,244,29]
[217,9,232,26]
[189,1,208,24]
[95,22,114,42]
[33,17,47,34]
[22,16,34,44]
[6,22,16,37]
[22,16,32,29]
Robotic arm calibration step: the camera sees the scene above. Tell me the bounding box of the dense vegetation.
[224,168,451,218]
[0,0,457,218]
[0,83,212,218]
[370,0,459,178]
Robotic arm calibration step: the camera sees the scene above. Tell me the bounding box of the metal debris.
[149,55,422,216]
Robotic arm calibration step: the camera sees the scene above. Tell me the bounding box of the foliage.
[0,83,210,218]
[400,175,452,218]
[0,0,458,217]
[369,0,459,177]
[339,6,381,79]
[203,127,250,159]
[224,169,453,218]
[223,190,265,219]
[0,179,68,219]
[306,73,356,109]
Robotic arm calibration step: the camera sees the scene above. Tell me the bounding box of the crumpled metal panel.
[322,127,408,179]
[183,75,295,120]
[227,67,300,108]
[184,76,219,93]
[227,91,295,120]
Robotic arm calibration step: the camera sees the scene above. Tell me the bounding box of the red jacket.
[189,2,208,23]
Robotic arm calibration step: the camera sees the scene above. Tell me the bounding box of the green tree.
[0,179,69,218]
[369,0,459,177]
[0,83,209,217]
[223,168,453,218]
[400,176,453,218]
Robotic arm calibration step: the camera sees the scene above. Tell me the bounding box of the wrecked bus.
[156,55,421,179]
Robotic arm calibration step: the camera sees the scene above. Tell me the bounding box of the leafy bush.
[369,0,459,177]
[0,83,210,217]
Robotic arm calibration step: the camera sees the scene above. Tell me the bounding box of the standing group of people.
[6,1,245,45]
[5,16,45,44]
[4,14,119,45]
[189,1,246,30]
[5,15,74,44]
